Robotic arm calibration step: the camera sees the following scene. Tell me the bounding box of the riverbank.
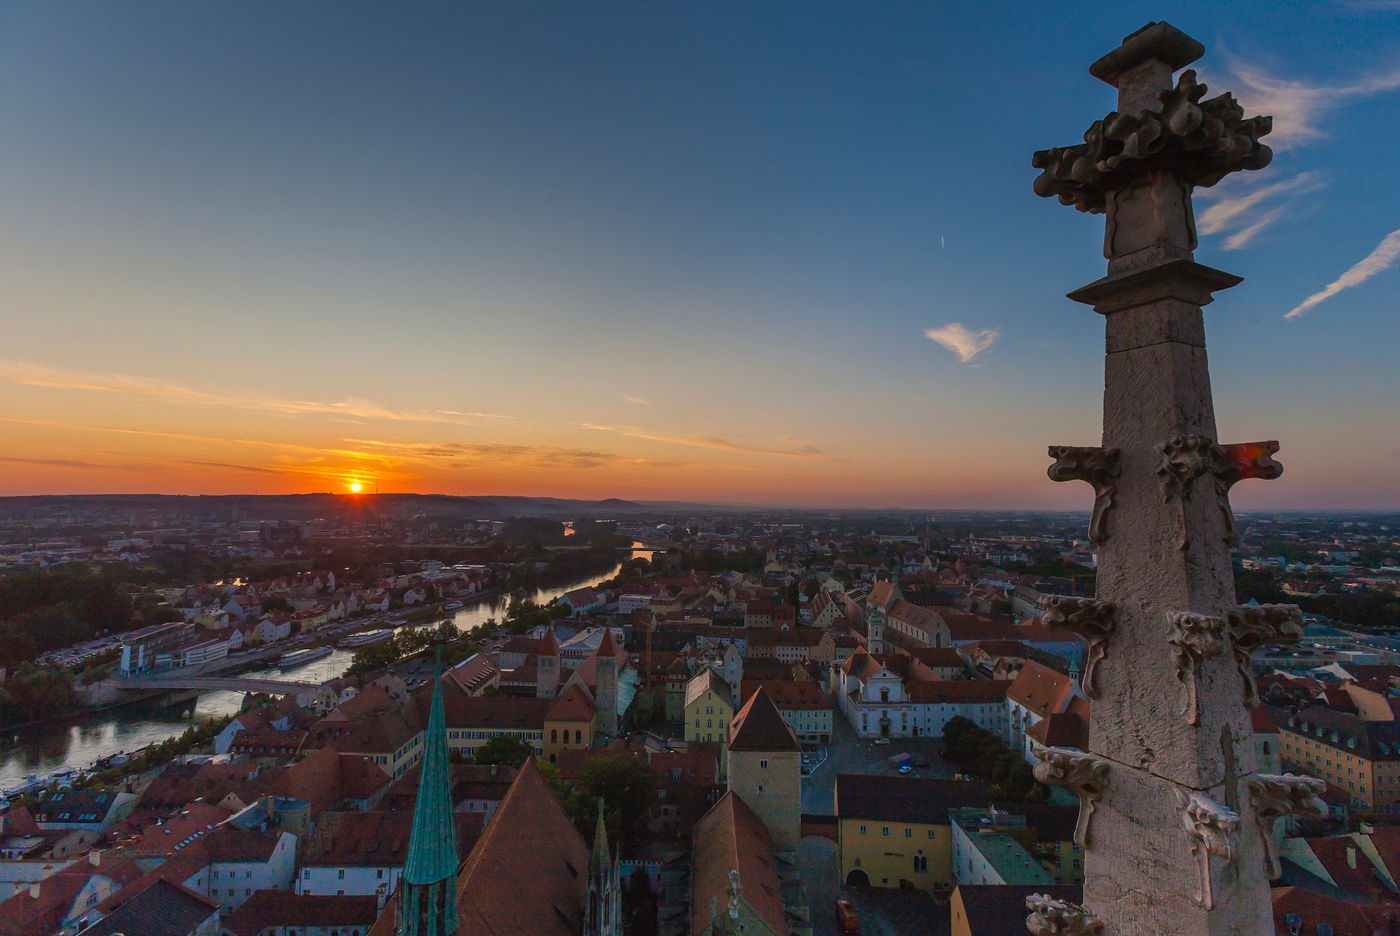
[0,552,637,785]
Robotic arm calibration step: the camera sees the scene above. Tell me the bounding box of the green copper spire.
[397,661,459,936]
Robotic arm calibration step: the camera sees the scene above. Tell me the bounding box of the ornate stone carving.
[1026,893,1104,936]
[1155,435,1219,550]
[1047,446,1121,545]
[1174,789,1240,911]
[1039,596,1116,698]
[1032,68,1272,215]
[1033,747,1110,847]
[1165,611,1227,726]
[1226,605,1304,707]
[1212,441,1283,544]
[1247,773,1327,879]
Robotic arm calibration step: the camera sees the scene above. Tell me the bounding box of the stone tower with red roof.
[725,685,801,854]
[592,628,620,737]
[537,627,560,700]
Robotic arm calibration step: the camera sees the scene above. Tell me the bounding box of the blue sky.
[0,1,1396,507]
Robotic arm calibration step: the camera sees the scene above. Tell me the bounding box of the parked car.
[873,737,891,745]
[898,763,914,774]
[835,899,860,935]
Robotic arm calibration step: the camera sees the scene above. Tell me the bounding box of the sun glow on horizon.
[349,480,363,493]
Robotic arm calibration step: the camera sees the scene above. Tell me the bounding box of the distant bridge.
[112,676,323,696]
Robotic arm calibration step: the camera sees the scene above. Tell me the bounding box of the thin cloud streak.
[580,423,832,460]
[1287,229,1400,319]
[0,361,513,425]
[924,323,1000,363]
[622,394,651,406]
[1224,57,1400,149]
[1197,172,1326,248]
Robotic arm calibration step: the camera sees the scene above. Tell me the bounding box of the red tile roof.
[728,687,801,753]
[691,792,789,936]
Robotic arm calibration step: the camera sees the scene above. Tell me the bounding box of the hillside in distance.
[0,493,654,524]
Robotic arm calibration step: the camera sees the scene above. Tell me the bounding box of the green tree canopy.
[472,735,535,768]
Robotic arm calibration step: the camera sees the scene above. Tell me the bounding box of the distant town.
[0,494,1397,935]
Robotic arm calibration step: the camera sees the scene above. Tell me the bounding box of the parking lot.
[801,710,955,815]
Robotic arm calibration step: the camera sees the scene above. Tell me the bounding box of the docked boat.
[338,629,395,648]
[278,646,333,669]
[2,774,44,799]
[443,600,464,612]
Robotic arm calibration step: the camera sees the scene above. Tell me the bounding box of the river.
[0,546,651,787]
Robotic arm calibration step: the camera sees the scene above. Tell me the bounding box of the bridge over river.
[112,675,322,696]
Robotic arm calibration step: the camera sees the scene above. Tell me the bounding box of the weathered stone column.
[1026,22,1311,935]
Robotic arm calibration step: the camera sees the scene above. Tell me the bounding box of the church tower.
[537,627,560,699]
[866,606,885,655]
[583,801,622,936]
[725,686,801,854]
[592,628,620,737]
[396,666,459,936]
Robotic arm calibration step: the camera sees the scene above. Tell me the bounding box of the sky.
[1,1,1397,509]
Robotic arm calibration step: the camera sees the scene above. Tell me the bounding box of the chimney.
[1347,845,1358,869]
[89,849,101,867]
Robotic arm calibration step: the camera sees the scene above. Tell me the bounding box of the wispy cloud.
[1223,57,1400,150]
[342,437,691,471]
[924,323,1000,363]
[1287,229,1400,319]
[0,454,160,472]
[622,394,651,406]
[0,361,513,425]
[580,423,831,460]
[1197,172,1327,249]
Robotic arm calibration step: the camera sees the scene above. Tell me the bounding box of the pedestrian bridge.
[113,675,322,696]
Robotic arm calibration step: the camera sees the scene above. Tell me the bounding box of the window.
[882,826,890,836]
[304,869,311,879]
[338,869,346,880]
[377,869,384,879]
[551,730,558,743]
[905,828,912,838]
[914,851,928,872]
[859,824,867,834]
[760,759,768,769]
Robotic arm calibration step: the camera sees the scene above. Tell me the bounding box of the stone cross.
[1028,22,1289,936]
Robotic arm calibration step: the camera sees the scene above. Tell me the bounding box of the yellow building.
[542,684,597,763]
[1278,705,1400,815]
[685,667,733,745]
[836,774,983,892]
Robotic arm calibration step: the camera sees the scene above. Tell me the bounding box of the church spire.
[397,660,459,936]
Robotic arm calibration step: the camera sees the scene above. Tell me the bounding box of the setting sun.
[349,481,362,493]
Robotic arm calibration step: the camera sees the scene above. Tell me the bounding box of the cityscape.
[2,5,1399,936]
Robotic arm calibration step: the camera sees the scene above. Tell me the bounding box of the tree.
[473,735,535,768]
[572,754,659,851]
[261,594,294,615]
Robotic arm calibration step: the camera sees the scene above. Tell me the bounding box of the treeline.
[941,716,1051,802]
[0,666,79,728]
[1235,570,1400,631]
[346,621,476,676]
[0,565,132,670]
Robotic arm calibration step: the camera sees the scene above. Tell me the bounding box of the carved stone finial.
[1174,788,1241,910]
[1247,773,1327,879]
[1165,611,1227,726]
[1039,596,1116,698]
[1212,441,1283,544]
[1156,435,1219,550]
[1048,446,1121,545]
[1034,747,1110,847]
[1032,67,1272,215]
[1026,893,1105,936]
[1226,605,1304,707]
